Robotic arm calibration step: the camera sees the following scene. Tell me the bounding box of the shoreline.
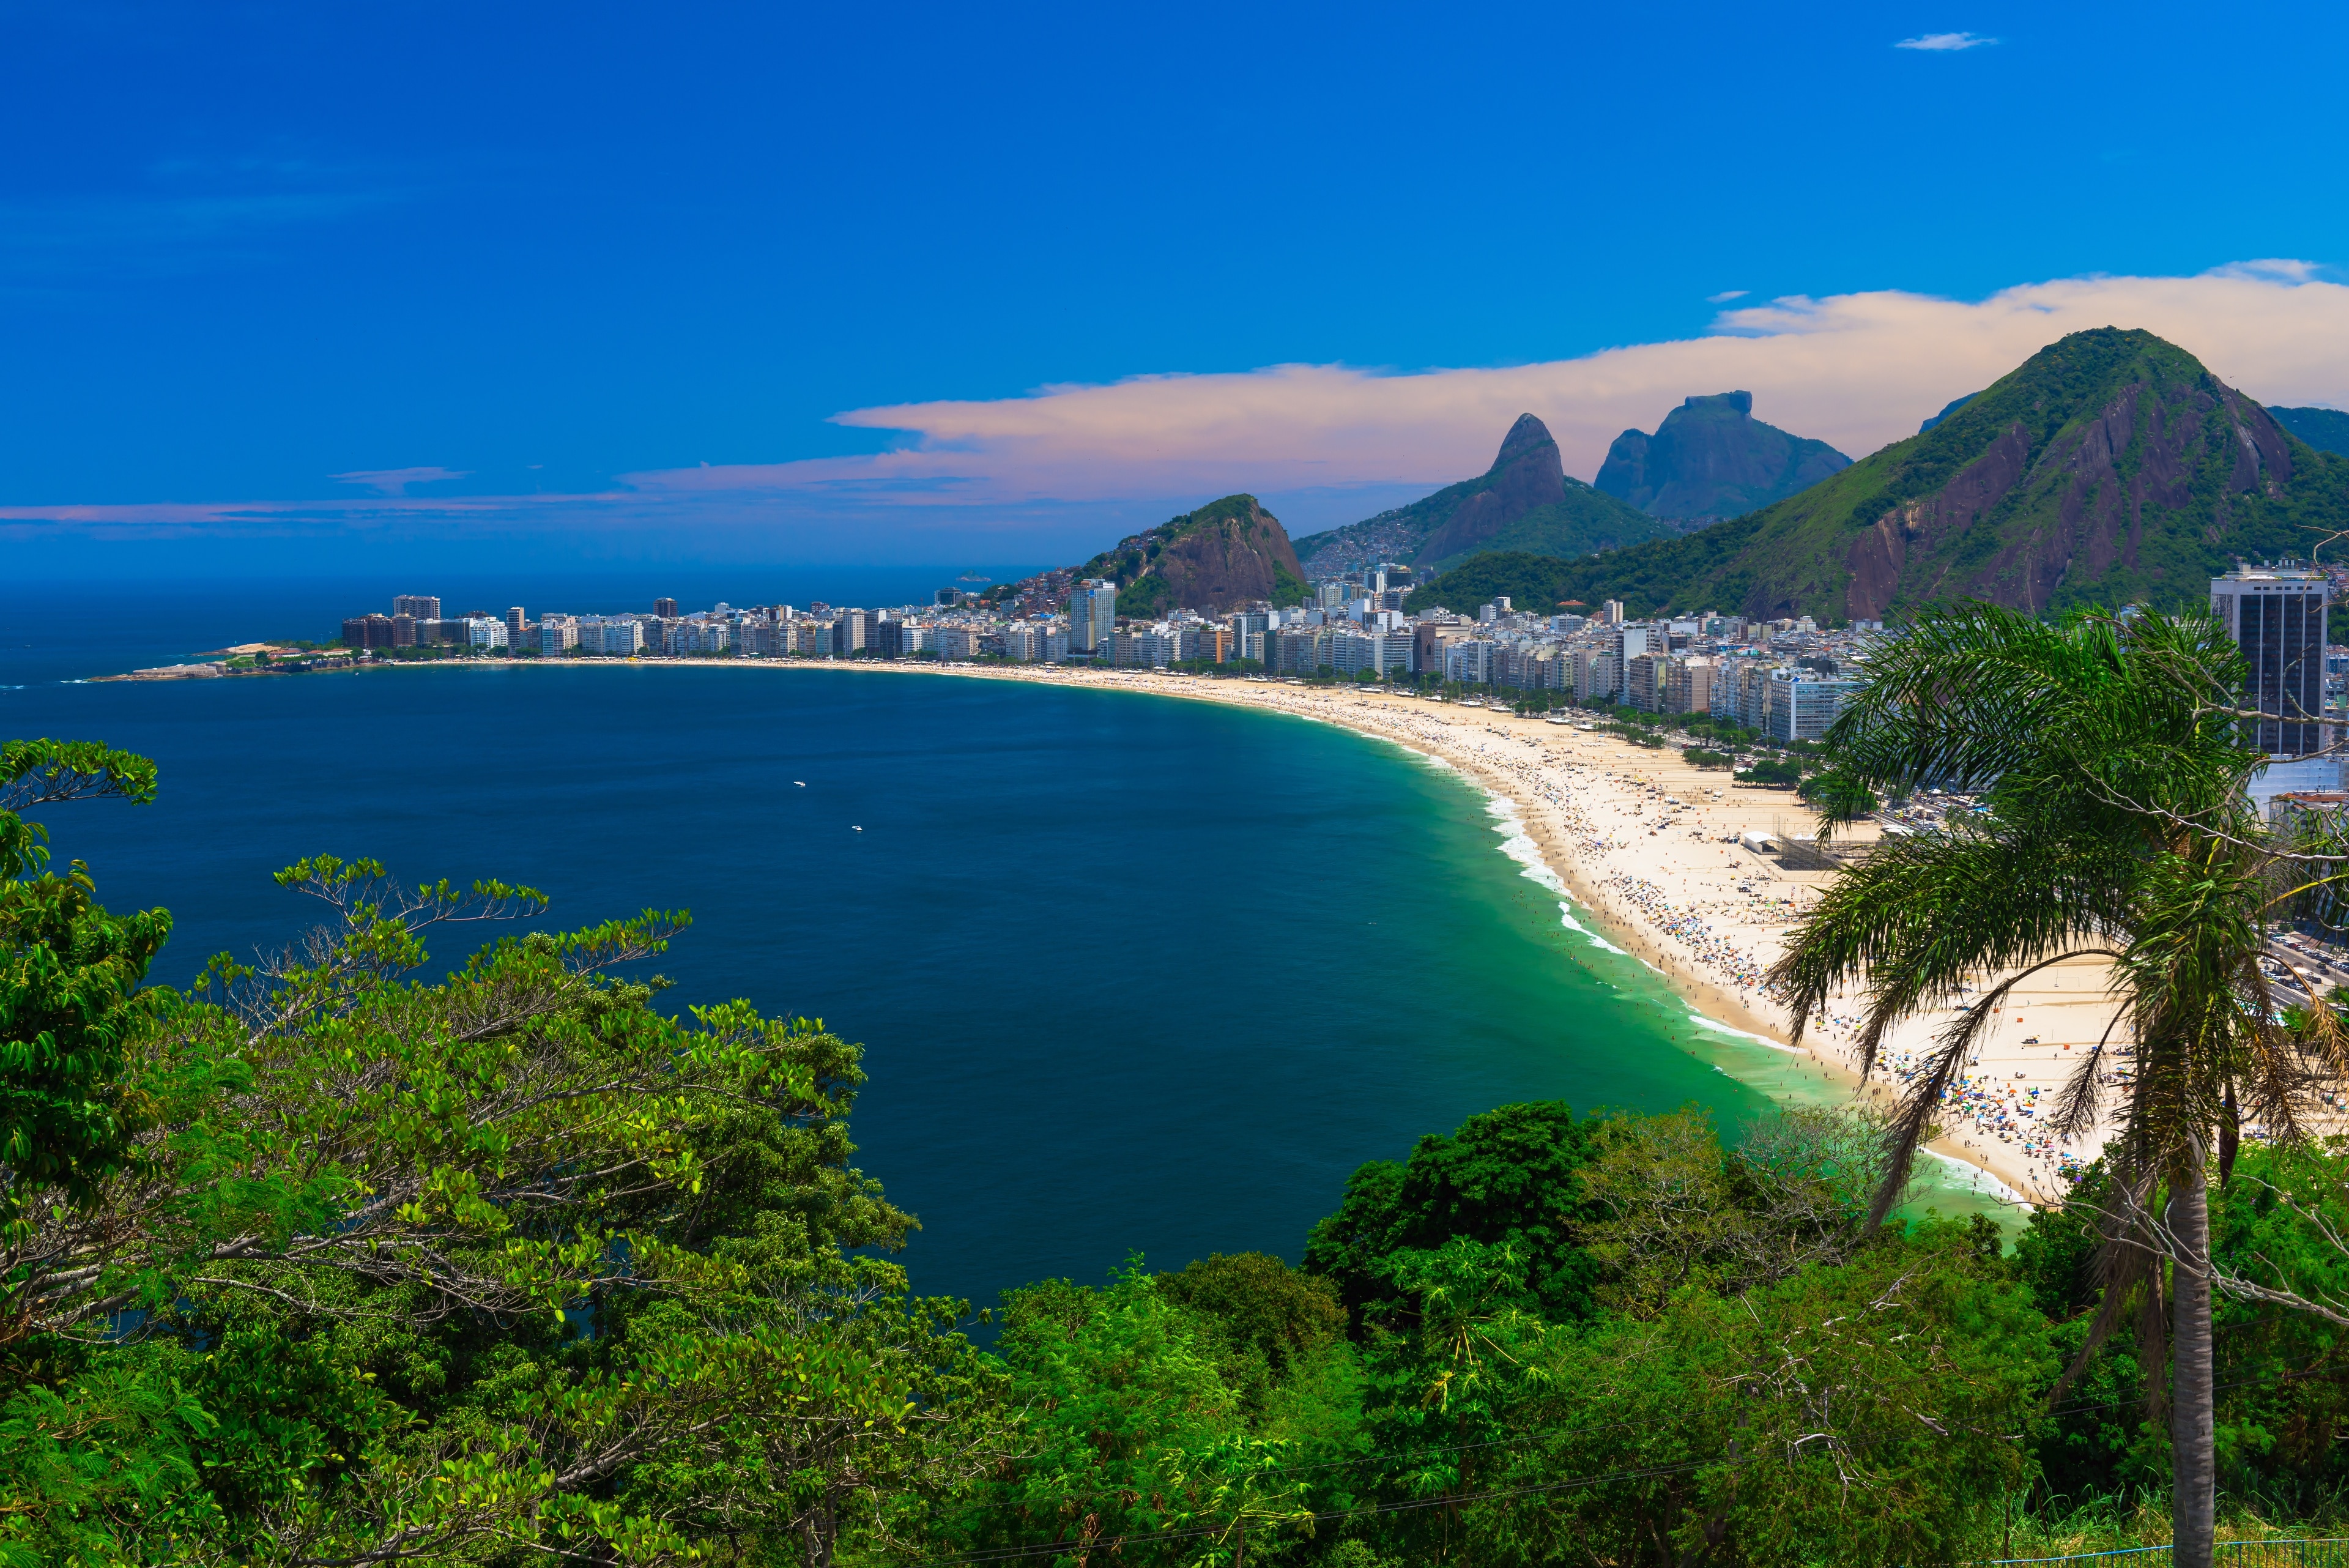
[368,656,2101,1204]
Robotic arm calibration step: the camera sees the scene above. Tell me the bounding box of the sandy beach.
[421,656,2124,1203]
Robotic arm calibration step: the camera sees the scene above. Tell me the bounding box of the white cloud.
[1896,31,1997,50]
[1705,289,1749,303]
[330,466,470,496]
[15,262,2349,557]
[614,262,2349,511]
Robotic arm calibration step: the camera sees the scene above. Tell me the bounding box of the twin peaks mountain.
[1494,327,2349,623]
[1595,392,1850,521]
[1293,415,1672,576]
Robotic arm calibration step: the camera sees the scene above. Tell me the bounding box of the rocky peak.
[1494,412,1557,467]
[1595,392,1850,520]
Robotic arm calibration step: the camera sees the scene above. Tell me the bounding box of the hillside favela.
[15,9,2349,1568]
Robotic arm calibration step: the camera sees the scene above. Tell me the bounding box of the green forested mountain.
[1594,390,1850,519]
[1070,493,1313,615]
[2271,404,2349,456]
[1292,414,1671,576]
[1530,328,2349,622]
[1410,550,1608,615]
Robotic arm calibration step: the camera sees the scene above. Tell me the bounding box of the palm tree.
[1768,603,2348,1566]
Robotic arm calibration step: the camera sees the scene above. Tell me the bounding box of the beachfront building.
[837,609,877,655]
[1274,625,1326,675]
[1443,639,1497,685]
[1329,628,1379,677]
[1573,650,1620,704]
[1663,656,1715,715]
[1184,624,1232,663]
[1762,668,1857,742]
[342,614,396,649]
[1626,652,1669,711]
[536,617,578,655]
[392,595,440,620]
[2213,563,2330,756]
[674,620,731,655]
[1069,581,1117,653]
[466,617,509,650]
[582,617,644,656]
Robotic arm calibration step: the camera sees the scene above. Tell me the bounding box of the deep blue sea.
[2,576,1989,1310]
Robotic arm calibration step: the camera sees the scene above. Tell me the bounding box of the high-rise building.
[506,606,526,642]
[1763,669,1858,742]
[1069,581,1117,653]
[341,614,396,649]
[393,595,440,620]
[2213,564,2329,756]
[655,598,678,619]
[1627,652,1670,712]
[1663,657,1716,715]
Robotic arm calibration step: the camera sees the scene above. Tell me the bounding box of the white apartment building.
[1444,639,1496,685]
[1573,650,1620,704]
[1762,669,1858,742]
[466,617,509,649]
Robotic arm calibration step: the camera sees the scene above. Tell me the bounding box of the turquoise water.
[2,586,2004,1305]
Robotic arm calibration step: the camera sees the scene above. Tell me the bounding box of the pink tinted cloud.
[622,262,2349,507]
[13,264,2349,543]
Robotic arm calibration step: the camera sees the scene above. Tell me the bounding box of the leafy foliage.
[0,742,987,1566]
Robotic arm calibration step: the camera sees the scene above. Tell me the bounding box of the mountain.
[1072,494,1312,617]
[1594,392,1851,519]
[1920,393,1977,433]
[2271,406,2349,456]
[1292,414,1671,576]
[1527,329,2349,623]
[1411,552,1606,617]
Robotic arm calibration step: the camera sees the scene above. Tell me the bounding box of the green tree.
[944,1260,1315,1566]
[0,739,168,1233]
[0,751,984,1563]
[1345,1222,2046,1567]
[1304,1102,1606,1332]
[1768,603,2349,1565]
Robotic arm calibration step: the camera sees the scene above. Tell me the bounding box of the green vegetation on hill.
[2270,404,2349,456]
[1540,329,2349,622]
[1416,477,1671,571]
[1074,493,1312,615]
[1293,413,1672,574]
[1407,550,1602,614]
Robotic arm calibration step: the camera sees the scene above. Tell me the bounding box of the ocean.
[2,577,1998,1310]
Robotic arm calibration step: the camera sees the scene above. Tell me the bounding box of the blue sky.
[9,0,2349,577]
